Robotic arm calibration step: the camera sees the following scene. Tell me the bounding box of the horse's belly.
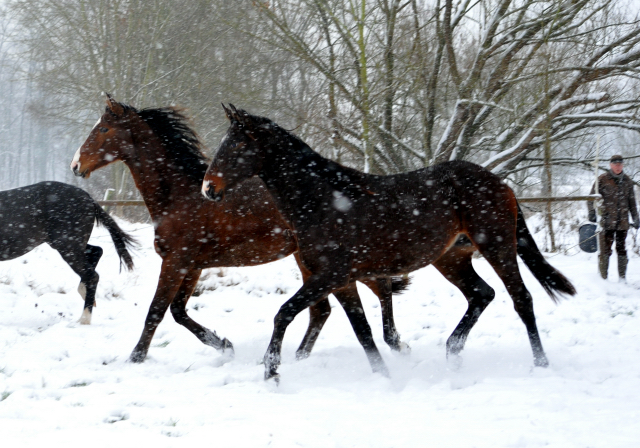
[0,237,45,261]
[195,234,296,268]
[348,220,458,276]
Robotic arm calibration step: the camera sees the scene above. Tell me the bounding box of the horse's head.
[202,104,266,201]
[70,94,135,178]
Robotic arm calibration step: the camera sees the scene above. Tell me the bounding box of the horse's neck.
[124,142,201,219]
[261,144,338,223]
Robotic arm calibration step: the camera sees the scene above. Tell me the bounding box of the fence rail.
[98,200,146,206]
[517,195,599,203]
[97,195,601,207]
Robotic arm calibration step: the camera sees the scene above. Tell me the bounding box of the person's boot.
[618,254,628,282]
[599,254,609,279]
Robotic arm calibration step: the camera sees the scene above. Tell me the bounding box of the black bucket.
[579,223,598,253]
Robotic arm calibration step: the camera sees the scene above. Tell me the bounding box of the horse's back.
[34,182,97,242]
[0,183,50,258]
[0,182,96,260]
[430,161,519,241]
[399,160,514,207]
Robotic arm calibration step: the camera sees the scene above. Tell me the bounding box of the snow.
[1,220,639,447]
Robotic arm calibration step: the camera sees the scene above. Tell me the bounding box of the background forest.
[0,0,639,223]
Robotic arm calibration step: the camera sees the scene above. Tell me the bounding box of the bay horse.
[70,94,410,365]
[203,105,576,381]
[0,181,135,324]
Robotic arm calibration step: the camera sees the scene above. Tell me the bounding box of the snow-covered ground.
[0,220,639,447]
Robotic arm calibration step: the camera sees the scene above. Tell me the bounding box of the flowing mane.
[243,111,371,194]
[114,103,210,183]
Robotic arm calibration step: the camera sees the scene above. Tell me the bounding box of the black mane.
[244,112,371,194]
[124,105,209,183]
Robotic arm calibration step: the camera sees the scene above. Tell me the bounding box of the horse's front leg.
[264,274,343,381]
[169,268,233,354]
[332,283,389,377]
[129,256,191,363]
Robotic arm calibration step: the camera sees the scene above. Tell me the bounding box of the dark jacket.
[588,171,639,231]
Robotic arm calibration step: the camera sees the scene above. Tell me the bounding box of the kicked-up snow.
[0,220,638,447]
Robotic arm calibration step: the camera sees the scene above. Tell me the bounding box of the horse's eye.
[99,127,109,133]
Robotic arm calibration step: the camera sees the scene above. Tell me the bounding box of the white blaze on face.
[71,118,101,171]
[70,146,82,171]
[202,180,211,198]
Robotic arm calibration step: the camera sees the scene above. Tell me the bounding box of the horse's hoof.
[295,349,311,361]
[222,338,235,357]
[447,353,463,371]
[78,308,92,325]
[371,360,390,378]
[128,352,146,363]
[264,369,280,384]
[534,357,549,368]
[397,341,411,355]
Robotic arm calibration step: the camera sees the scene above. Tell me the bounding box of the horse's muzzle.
[70,164,86,178]
[202,180,225,202]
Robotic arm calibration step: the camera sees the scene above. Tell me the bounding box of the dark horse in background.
[203,105,576,381]
[70,94,410,365]
[0,181,136,324]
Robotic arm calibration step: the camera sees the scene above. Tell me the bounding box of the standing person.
[588,155,639,281]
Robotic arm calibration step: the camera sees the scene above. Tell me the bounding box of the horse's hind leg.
[53,242,101,325]
[433,246,495,360]
[85,244,103,270]
[475,241,549,367]
[77,244,103,306]
[169,268,234,354]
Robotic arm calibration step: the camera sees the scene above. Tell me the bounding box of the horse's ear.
[228,104,252,129]
[222,103,233,121]
[105,93,125,116]
[228,104,241,122]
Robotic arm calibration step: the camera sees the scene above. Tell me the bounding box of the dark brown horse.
[69,94,410,366]
[203,105,576,380]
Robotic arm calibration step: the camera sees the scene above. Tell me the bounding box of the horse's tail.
[390,276,411,294]
[93,202,137,271]
[516,203,575,303]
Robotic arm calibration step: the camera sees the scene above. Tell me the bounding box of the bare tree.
[8,0,285,204]
[431,0,640,174]
[6,0,640,193]
[250,0,426,173]
[249,0,640,178]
